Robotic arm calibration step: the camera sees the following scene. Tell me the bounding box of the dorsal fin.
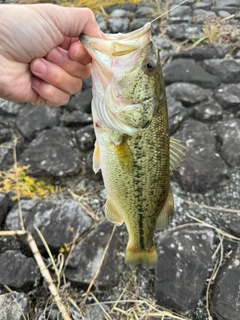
[170,137,185,174]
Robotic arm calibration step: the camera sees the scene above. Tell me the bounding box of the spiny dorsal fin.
[170,137,185,174]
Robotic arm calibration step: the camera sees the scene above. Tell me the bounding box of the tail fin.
[125,244,158,266]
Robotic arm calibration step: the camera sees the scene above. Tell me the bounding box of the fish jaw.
[80,23,164,135]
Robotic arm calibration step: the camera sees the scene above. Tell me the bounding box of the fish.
[80,22,184,266]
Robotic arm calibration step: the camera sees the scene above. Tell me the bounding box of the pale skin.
[0,4,103,106]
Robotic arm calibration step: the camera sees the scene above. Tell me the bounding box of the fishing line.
[151,0,189,24]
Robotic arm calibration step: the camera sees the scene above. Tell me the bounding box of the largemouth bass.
[80,23,184,266]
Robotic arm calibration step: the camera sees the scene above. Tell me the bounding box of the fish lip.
[80,23,152,55]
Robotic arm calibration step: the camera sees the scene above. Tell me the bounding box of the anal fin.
[156,186,174,230]
[105,197,124,226]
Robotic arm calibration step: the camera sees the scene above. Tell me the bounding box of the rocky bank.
[0,0,240,319]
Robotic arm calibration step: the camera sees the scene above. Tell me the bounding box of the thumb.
[49,5,103,39]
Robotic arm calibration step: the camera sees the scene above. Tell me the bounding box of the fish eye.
[143,59,156,74]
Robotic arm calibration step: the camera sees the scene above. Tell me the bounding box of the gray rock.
[166,23,202,40]
[0,292,30,320]
[67,88,92,112]
[135,7,154,18]
[83,304,110,320]
[0,193,8,227]
[16,104,60,140]
[95,14,108,32]
[211,6,238,14]
[0,122,11,143]
[163,59,221,89]
[192,100,223,121]
[217,10,232,18]
[216,0,240,7]
[108,10,131,33]
[155,225,214,312]
[168,5,192,23]
[152,36,173,50]
[173,119,229,192]
[169,0,195,4]
[166,83,208,106]
[61,110,92,126]
[5,199,92,252]
[173,44,230,60]
[65,220,118,287]
[211,243,240,320]
[214,84,240,113]
[221,213,240,237]
[193,2,211,10]
[0,99,23,116]
[0,141,14,169]
[192,9,216,24]
[201,59,240,83]
[75,124,95,152]
[130,18,151,31]
[0,250,37,288]
[167,97,188,135]
[20,127,81,177]
[215,119,240,167]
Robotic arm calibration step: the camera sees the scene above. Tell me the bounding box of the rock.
[192,9,216,24]
[169,0,195,4]
[5,199,92,252]
[215,119,240,167]
[163,59,221,89]
[211,243,240,320]
[61,110,92,127]
[216,0,240,7]
[0,122,12,143]
[211,6,238,14]
[83,150,103,181]
[65,220,119,287]
[0,99,23,116]
[0,193,8,227]
[201,59,240,83]
[0,141,14,169]
[0,292,30,320]
[167,97,188,135]
[108,9,131,33]
[166,83,208,106]
[66,88,92,112]
[20,127,81,177]
[83,304,110,320]
[214,84,240,113]
[152,36,173,50]
[95,14,108,32]
[193,2,211,10]
[155,225,214,312]
[217,10,232,18]
[173,119,229,192]
[75,124,95,152]
[221,213,240,237]
[135,7,154,18]
[166,23,202,40]
[16,104,60,140]
[192,100,223,122]
[173,44,230,60]
[0,250,37,289]
[130,18,151,31]
[168,5,192,23]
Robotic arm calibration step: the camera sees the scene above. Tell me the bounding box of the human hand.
[0,4,103,106]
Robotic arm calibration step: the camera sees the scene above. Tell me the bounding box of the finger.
[30,58,85,95]
[68,41,92,65]
[45,47,91,77]
[31,77,70,107]
[59,36,78,50]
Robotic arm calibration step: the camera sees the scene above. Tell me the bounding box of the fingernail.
[32,77,41,88]
[32,59,47,74]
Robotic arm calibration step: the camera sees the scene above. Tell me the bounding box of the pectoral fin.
[105,197,124,226]
[170,137,185,174]
[156,187,174,230]
[93,141,101,173]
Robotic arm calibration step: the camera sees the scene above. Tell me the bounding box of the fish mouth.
[80,23,152,56]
